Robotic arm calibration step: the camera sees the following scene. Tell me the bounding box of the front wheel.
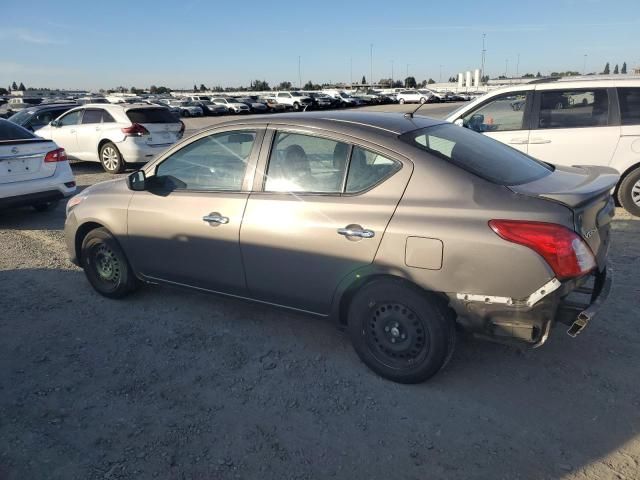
[347,279,455,384]
[399,98,405,104]
[81,227,138,298]
[99,142,125,174]
[617,167,640,217]
[293,102,301,111]
[420,97,427,104]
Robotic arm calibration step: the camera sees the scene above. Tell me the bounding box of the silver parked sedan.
[64,111,617,383]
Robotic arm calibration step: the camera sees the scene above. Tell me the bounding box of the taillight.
[121,123,149,136]
[489,220,596,280]
[44,148,67,162]
[179,121,185,136]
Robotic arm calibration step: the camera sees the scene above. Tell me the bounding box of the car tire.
[81,227,138,299]
[617,167,640,217]
[99,142,125,174]
[399,98,405,104]
[347,278,455,384]
[182,110,190,117]
[293,102,301,111]
[32,200,60,212]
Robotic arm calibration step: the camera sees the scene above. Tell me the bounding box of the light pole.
[439,64,443,83]
[298,56,302,89]
[391,60,394,86]
[516,53,520,78]
[505,58,509,78]
[369,44,373,87]
[480,33,486,86]
[350,57,353,88]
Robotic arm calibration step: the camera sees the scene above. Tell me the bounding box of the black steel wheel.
[348,278,455,383]
[81,227,138,298]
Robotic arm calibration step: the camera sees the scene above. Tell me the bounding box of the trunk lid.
[0,139,58,185]
[509,164,619,269]
[125,107,183,146]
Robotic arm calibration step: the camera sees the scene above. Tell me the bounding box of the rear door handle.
[338,225,375,239]
[507,138,529,145]
[529,138,551,144]
[202,212,229,224]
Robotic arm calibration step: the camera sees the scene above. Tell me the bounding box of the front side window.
[401,123,552,186]
[537,89,608,129]
[618,88,640,125]
[462,93,528,132]
[155,130,256,191]
[58,110,82,126]
[265,132,349,193]
[345,147,401,193]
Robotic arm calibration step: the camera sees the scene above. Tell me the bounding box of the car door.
[126,127,264,295]
[527,87,621,167]
[49,109,83,158]
[75,108,105,160]
[457,92,532,153]
[240,129,412,314]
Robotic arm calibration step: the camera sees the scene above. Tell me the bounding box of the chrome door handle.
[508,138,528,144]
[529,138,551,144]
[338,226,375,239]
[69,129,76,134]
[202,212,229,224]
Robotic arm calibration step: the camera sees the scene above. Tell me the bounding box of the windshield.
[339,93,350,98]
[8,109,35,125]
[0,119,36,141]
[291,92,303,97]
[126,108,178,124]
[400,123,552,186]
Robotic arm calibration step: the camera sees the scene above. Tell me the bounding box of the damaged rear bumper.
[449,268,612,345]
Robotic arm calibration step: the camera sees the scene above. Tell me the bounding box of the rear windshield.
[401,123,552,186]
[126,108,177,124]
[8,109,35,125]
[0,120,36,141]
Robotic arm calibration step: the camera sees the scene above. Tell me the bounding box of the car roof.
[481,76,640,95]
[209,111,444,136]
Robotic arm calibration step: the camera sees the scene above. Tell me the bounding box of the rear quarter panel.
[374,151,574,299]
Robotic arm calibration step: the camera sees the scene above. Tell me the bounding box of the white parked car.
[35,104,184,173]
[0,118,76,211]
[211,97,250,114]
[446,78,640,216]
[274,92,313,111]
[396,89,436,104]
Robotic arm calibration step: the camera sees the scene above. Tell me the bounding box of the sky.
[2,0,639,91]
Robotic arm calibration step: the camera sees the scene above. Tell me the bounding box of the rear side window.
[401,123,552,186]
[345,147,401,193]
[126,108,176,124]
[0,120,35,141]
[618,88,640,125]
[537,89,608,129]
[102,110,115,123]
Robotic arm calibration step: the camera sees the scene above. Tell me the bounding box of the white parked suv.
[396,89,436,104]
[446,77,640,216]
[0,118,76,211]
[35,104,185,173]
[211,97,250,114]
[274,91,313,111]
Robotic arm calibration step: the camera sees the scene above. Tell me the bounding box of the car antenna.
[404,102,425,119]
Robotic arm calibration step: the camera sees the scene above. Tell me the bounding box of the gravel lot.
[1,104,639,480]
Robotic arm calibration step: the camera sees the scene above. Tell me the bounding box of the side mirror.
[50,120,60,127]
[453,118,464,127]
[127,170,147,191]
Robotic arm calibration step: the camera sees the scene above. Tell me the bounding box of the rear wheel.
[32,200,59,212]
[293,102,301,111]
[618,167,640,217]
[399,98,405,104]
[81,227,138,298]
[99,142,125,174]
[420,97,427,104]
[347,279,455,384]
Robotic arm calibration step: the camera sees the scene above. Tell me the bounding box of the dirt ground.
[1,110,639,480]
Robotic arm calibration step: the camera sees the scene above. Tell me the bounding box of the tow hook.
[567,312,590,337]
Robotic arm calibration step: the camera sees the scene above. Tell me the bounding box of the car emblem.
[583,228,597,239]
[11,147,18,154]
